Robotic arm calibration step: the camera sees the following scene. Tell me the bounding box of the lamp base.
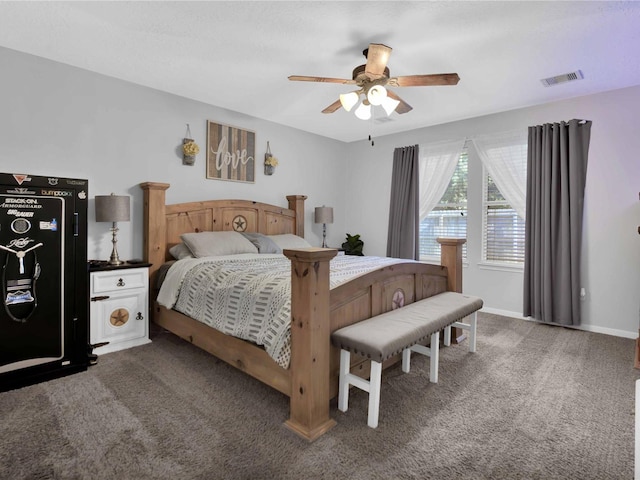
[108,248,124,265]
[107,223,123,265]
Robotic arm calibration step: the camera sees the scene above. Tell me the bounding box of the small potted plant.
[341,233,364,256]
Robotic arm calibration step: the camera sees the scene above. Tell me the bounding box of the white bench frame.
[337,311,478,428]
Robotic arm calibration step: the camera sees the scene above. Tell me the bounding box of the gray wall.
[0,47,349,260]
[344,85,640,338]
[2,46,639,339]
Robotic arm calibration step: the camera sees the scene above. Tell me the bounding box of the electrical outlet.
[580,287,586,299]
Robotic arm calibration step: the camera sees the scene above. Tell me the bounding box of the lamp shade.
[95,194,130,223]
[381,95,401,116]
[354,102,372,120]
[367,85,387,106]
[314,206,333,224]
[339,92,360,112]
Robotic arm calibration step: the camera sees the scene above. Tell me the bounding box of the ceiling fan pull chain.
[369,109,375,146]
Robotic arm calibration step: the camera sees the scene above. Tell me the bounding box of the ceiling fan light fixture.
[366,85,387,106]
[381,95,400,116]
[290,43,459,120]
[339,91,360,112]
[354,102,372,120]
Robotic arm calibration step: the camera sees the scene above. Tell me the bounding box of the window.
[419,152,467,260]
[482,168,525,264]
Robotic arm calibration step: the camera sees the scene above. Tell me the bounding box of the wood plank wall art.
[206,120,255,183]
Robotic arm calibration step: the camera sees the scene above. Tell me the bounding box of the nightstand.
[89,262,151,355]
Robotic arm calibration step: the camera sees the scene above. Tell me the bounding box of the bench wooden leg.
[337,349,383,428]
[367,361,382,428]
[449,311,478,353]
[430,331,440,381]
[338,349,351,413]
[469,312,477,352]
[402,348,412,373]
[401,331,440,383]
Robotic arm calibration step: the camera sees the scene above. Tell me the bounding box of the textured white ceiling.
[1,1,639,142]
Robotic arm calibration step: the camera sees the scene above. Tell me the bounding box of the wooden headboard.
[139,182,306,281]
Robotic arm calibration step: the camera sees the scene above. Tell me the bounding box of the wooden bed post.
[437,237,467,343]
[283,247,337,441]
[286,195,307,237]
[139,182,170,284]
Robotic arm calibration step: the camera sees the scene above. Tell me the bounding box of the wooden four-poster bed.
[140,182,465,441]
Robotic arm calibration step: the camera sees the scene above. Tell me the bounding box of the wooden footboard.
[140,182,465,441]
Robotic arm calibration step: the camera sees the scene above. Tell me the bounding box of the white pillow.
[181,231,258,258]
[169,242,194,260]
[267,234,312,250]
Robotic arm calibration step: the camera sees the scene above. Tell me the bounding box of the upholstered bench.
[331,291,483,428]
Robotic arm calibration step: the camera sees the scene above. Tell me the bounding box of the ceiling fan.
[288,43,460,118]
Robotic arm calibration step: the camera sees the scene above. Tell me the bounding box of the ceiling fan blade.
[390,73,460,87]
[321,99,342,114]
[386,90,413,114]
[364,43,392,78]
[288,75,356,84]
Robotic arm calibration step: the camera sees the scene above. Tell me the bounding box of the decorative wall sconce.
[264,141,279,175]
[182,124,200,166]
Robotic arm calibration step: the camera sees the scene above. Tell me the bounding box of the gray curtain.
[387,145,419,259]
[524,119,591,325]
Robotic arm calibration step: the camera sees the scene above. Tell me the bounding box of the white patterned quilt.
[157,253,409,368]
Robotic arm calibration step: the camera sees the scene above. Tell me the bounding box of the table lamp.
[314,206,333,248]
[95,193,130,265]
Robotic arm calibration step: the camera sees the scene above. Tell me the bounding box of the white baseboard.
[480,307,524,320]
[576,324,637,340]
[480,307,637,339]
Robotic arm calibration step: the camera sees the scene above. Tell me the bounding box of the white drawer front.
[92,268,147,293]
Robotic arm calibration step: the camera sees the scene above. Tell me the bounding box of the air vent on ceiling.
[541,70,584,87]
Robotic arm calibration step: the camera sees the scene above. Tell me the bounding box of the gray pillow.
[169,242,194,260]
[240,232,282,254]
[180,231,258,258]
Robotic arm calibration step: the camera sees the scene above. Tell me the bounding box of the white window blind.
[419,152,467,260]
[482,168,525,264]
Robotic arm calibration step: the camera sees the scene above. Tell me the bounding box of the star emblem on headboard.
[232,215,247,232]
[392,289,405,310]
